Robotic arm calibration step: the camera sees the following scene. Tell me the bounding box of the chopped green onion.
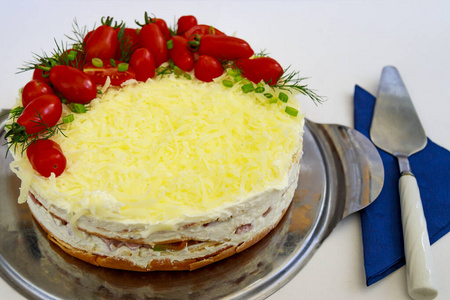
[227,68,241,77]
[63,114,74,123]
[69,103,87,113]
[167,39,173,50]
[222,80,234,88]
[241,83,255,93]
[268,97,278,104]
[241,79,252,85]
[153,245,165,252]
[118,63,129,72]
[188,40,200,48]
[279,92,289,103]
[49,58,58,67]
[255,86,265,93]
[264,93,273,98]
[110,59,116,67]
[184,73,192,80]
[174,66,182,76]
[168,59,175,69]
[92,58,103,68]
[234,75,243,82]
[61,98,67,104]
[257,82,265,87]
[285,106,298,117]
[67,50,77,61]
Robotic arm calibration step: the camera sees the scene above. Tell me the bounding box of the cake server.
[370,66,437,300]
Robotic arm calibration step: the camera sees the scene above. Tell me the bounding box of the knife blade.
[370,66,438,300]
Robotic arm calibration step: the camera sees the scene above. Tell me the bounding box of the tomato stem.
[135,11,156,27]
[101,16,115,27]
[37,65,52,72]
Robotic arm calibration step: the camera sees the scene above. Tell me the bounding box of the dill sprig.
[155,60,191,80]
[168,16,177,37]
[274,67,325,105]
[17,39,83,74]
[65,18,89,51]
[17,19,89,74]
[117,25,136,63]
[254,49,269,57]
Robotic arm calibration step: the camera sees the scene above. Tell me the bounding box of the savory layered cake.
[6,13,318,271]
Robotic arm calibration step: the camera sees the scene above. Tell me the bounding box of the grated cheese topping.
[12,74,304,225]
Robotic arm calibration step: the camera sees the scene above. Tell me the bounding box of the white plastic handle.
[399,174,438,300]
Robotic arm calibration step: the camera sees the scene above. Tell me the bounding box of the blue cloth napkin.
[354,85,450,286]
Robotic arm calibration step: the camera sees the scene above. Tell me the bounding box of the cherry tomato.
[17,95,62,135]
[138,22,169,67]
[22,80,54,107]
[154,18,171,41]
[198,35,254,61]
[194,55,224,82]
[27,139,66,177]
[83,59,136,86]
[85,17,119,62]
[129,48,156,82]
[183,24,225,39]
[235,57,284,86]
[168,36,195,72]
[32,68,51,85]
[177,15,197,36]
[50,65,97,104]
[115,27,140,61]
[83,30,93,45]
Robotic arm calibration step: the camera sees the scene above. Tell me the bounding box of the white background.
[0,1,449,299]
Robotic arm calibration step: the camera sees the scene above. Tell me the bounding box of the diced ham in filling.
[234,224,253,234]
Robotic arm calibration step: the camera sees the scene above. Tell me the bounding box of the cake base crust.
[30,204,288,271]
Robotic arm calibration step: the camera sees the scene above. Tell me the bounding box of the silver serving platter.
[0,112,384,300]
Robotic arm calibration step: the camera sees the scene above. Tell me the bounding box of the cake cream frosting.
[10,73,304,271]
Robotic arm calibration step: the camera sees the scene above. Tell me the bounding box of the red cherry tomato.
[168,36,195,72]
[194,55,224,82]
[50,65,97,104]
[32,68,51,85]
[22,80,54,107]
[27,139,66,177]
[154,18,171,41]
[17,95,62,135]
[198,35,253,61]
[83,30,93,45]
[138,22,170,67]
[235,57,284,86]
[177,15,197,36]
[183,24,225,39]
[85,17,119,62]
[115,27,140,61]
[129,48,156,82]
[83,59,136,86]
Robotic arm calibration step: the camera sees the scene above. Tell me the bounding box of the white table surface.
[1,1,449,299]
